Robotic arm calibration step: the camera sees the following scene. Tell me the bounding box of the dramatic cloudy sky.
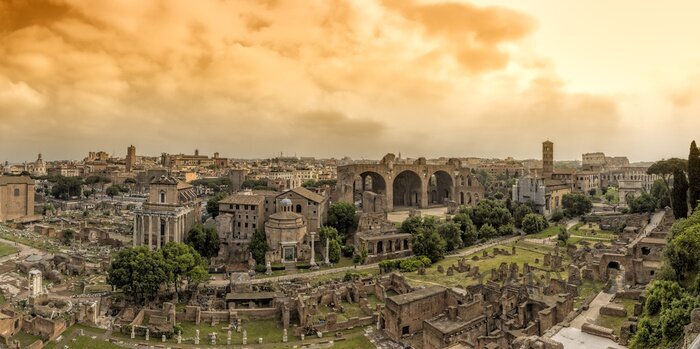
[1,0,699,162]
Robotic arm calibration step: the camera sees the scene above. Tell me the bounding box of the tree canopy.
[521,213,548,234]
[672,168,689,219]
[561,193,593,217]
[249,229,268,266]
[185,224,220,260]
[327,202,358,241]
[689,141,700,210]
[206,192,227,217]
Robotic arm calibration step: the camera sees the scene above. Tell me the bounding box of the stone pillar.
[28,269,43,297]
[227,330,231,345]
[325,238,330,264]
[310,232,318,268]
[133,216,138,247]
[162,334,166,342]
[283,328,288,343]
[130,326,135,339]
[194,329,199,345]
[148,216,153,250]
[145,328,149,341]
[420,174,429,208]
[156,217,162,249]
[177,331,181,344]
[164,217,170,245]
[242,330,247,345]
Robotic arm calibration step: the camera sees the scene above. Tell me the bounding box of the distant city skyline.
[2,1,700,162]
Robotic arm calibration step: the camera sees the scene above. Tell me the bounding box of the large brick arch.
[336,154,483,211]
[599,253,630,280]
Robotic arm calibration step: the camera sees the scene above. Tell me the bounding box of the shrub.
[522,213,549,234]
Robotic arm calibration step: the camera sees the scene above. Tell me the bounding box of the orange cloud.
[0,0,626,161]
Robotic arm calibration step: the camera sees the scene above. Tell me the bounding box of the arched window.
[13,188,20,196]
[295,204,302,213]
[159,191,166,203]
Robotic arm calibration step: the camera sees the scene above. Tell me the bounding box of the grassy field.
[0,242,18,258]
[595,298,638,336]
[0,232,59,252]
[10,331,41,347]
[528,225,566,239]
[404,242,569,288]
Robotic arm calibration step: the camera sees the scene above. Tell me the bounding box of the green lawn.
[10,331,41,347]
[0,242,18,258]
[67,337,123,349]
[404,242,569,288]
[528,225,565,239]
[0,232,59,252]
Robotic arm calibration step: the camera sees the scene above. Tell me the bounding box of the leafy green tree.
[249,229,268,265]
[328,240,341,263]
[62,229,75,245]
[160,242,208,296]
[454,213,477,247]
[629,317,661,349]
[353,246,368,265]
[318,226,339,245]
[107,246,170,302]
[84,175,111,185]
[561,193,593,217]
[605,186,619,204]
[689,141,700,211]
[106,185,121,198]
[497,223,514,236]
[327,202,358,241]
[478,223,498,240]
[50,176,83,199]
[672,168,689,219]
[399,216,423,234]
[185,224,220,260]
[206,192,227,217]
[629,192,658,213]
[644,280,685,315]
[557,227,569,245]
[549,210,564,222]
[470,199,513,229]
[411,228,446,263]
[513,203,534,228]
[665,223,700,280]
[521,213,548,234]
[437,221,462,251]
[650,180,671,208]
[648,158,688,208]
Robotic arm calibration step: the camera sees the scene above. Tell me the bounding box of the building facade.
[132,175,201,250]
[0,176,35,222]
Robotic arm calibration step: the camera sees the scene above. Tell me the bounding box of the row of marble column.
[133,213,187,250]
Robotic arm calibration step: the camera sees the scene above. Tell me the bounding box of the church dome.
[280,198,292,207]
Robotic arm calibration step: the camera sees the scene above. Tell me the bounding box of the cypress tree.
[672,168,689,219]
[688,140,700,211]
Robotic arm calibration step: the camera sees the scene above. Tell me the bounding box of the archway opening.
[393,170,422,208]
[353,171,387,208]
[607,261,620,270]
[428,170,453,205]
